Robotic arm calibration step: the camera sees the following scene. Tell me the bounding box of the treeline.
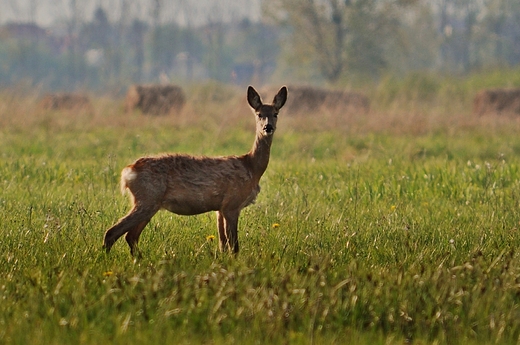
[0,0,519,92]
[0,10,277,92]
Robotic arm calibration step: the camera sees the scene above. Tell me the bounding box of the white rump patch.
[120,166,138,194]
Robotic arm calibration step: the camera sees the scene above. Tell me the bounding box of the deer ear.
[247,86,262,110]
[273,86,287,110]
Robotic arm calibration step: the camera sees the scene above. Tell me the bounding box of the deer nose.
[264,124,274,134]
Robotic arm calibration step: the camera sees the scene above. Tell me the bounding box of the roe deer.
[103,85,288,255]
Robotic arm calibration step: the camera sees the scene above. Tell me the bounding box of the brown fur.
[125,84,186,116]
[40,93,92,111]
[474,88,520,115]
[104,85,288,256]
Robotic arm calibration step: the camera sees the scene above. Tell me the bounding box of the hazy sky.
[0,0,263,27]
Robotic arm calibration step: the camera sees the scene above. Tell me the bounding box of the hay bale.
[474,88,520,115]
[322,89,370,113]
[126,84,186,115]
[40,93,92,111]
[268,85,369,115]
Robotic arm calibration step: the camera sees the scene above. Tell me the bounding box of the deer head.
[247,86,288,137]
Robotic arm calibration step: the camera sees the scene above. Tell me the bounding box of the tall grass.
[1,79,520,344]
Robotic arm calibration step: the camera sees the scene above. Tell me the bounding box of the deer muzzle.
[264,124,274,135]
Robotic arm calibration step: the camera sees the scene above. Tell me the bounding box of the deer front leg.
[216,211,227,251]
[217,210,240,253]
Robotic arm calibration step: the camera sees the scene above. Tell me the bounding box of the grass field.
[1,81,520,344]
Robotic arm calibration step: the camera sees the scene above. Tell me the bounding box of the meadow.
[1,77,520,344]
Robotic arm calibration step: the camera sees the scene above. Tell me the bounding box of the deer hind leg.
[125,219,151,257]
[103,204,159,254]
[216,210,240,253]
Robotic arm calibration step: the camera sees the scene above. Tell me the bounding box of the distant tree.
[266,0,418,83]
[388,3,439,73]
[481,0,520,66]
[65,0,87,87]
[433,0,483,72]
[202,21,229,81]
[81,7,113,87]
[427,0,520,72]
[228,19,280,85]
[150,0,164,79]
[128,19,147,83]
[90,7,111,49]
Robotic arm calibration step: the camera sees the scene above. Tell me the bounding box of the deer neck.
[247,134,273,181]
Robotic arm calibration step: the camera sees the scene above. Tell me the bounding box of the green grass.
[1,91,520,344]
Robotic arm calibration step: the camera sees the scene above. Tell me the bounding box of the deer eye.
[273,113,278,118]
